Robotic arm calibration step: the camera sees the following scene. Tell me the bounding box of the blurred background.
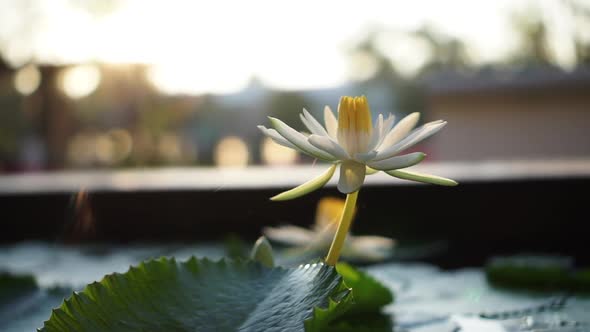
[0,0,589,260]
[0,0,589,172]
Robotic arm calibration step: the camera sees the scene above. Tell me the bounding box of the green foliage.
[0,272,38,305]
[40,257,355,332]
[0,94,29,158]
[486,255,590,292]
[223,233,249,259]
[267,92,310,133]
[336,262,393,314]
[311,264,396,332]
[572,269,590,292]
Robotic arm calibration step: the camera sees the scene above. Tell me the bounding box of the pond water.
[1,242,588,332]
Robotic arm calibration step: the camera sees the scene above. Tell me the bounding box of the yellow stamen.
[337,96,373,155]
[337,96,372,133]
[325,190,359,265]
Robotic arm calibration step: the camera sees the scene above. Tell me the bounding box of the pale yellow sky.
[0,0,582,94]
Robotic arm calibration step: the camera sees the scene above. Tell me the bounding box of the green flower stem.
[325,190,359,265]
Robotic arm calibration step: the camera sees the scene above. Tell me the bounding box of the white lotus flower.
[258,95,457,200]
[263,197,395,263]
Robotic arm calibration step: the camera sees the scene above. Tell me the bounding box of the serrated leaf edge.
[303,276,355,332]
[39,256,335,332]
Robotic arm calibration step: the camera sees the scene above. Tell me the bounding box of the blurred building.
[425,66,590,161]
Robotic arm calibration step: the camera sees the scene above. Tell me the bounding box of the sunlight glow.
[0,0,578,95]
[147,64,250,96]
[374,32,433,77]
[347,51,380,82]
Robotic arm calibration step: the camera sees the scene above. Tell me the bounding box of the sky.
[0,0,583,95]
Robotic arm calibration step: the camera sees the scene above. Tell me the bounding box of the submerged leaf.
[486,255,590,292]
[40,257,352,332]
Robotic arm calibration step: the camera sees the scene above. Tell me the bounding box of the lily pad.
[40,257,353,332]
[0,272,38,305]
[336,262,393,314]
[485,255,590,292]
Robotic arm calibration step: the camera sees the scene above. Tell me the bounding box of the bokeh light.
[66,129,133,167]
[158,134,185,163]
[13,64,41,95]
[260,137,297,166]
[347,51,380,82]
[95,134,115,165]
[67,133,96,167]
[214,136,249,167]
[59,64,101,99]
[107,129,133,164]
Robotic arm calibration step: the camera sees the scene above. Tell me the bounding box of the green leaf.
[40,257,352,332]
[485,255,590,292]
[304,280,354,332]
[271,164,336,201]
[385,169,458,186]
[336,263,393,314]
[0,272,38,305]
[486,255,571,291]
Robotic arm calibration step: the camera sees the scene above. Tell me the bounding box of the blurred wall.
[427,69,590,161]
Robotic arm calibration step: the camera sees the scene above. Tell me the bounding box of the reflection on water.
[60,190,96,244]
[367,263,590,332]
[1,243,589,331]
[452,312,589,332]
